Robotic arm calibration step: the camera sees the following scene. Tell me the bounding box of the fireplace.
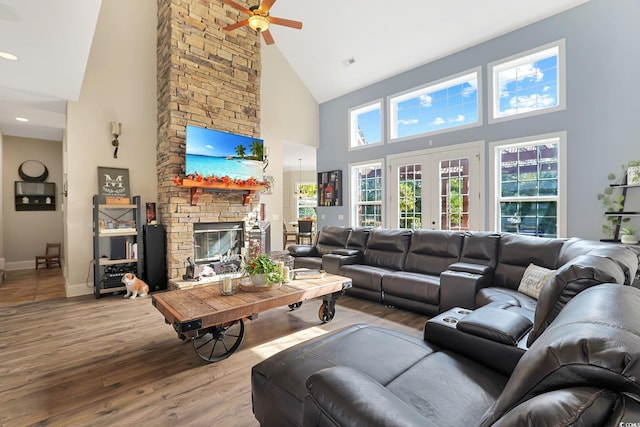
[194,221,244,264]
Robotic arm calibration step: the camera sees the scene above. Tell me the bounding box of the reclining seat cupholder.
[441,308,473,323]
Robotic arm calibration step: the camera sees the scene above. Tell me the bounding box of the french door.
[388,143,483,230]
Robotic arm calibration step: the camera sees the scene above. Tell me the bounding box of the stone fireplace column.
[156,0,261,279]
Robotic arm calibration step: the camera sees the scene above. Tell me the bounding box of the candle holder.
[220,275,236,296]
[219,264,237,296]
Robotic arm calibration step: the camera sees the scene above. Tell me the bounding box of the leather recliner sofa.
[293,227,638,319]
[287,226,370,270]
[251,284,640,426]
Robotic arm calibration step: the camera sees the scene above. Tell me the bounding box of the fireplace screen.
[194,222,244,263]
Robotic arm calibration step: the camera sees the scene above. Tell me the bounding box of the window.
[439,158,471,231]
[389,68,480,141]
[490,132,566,238]
[351,161,383,228]
[349,100,382,149]
[296,184,317,219]
[489,40,565,122]
[398,163,422,229]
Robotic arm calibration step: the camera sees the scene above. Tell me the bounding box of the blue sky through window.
[391,72,479,139]
[357,108,381,145]
[497,55,558,116]
[350,101,382,147]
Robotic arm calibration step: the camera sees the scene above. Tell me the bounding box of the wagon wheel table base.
[152,274,352,363]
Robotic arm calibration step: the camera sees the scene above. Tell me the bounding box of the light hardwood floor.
[0,270,428,426]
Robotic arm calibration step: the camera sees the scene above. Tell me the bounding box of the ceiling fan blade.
[262,29,275,45]
[258,0,276,14]
[219,0,252,16]
[224,19,249,31]
[269,16,303,29]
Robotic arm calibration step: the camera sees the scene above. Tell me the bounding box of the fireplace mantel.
[177,178,267,206]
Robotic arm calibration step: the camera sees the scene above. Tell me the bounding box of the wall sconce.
[111,121,121,158]
[263,146,270,172]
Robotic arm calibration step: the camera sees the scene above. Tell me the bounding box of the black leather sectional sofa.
[289,227,638,321]
[250,227,640,426]
[252,284,640,426]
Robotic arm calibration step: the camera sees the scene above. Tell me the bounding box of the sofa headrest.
[363,229,412,270]
[403,230,464,275]
[346,228,371,250]
[493,233,565,290]
[480,284,640,426]
[315,226,352,256]
[528,254,628,345]
[558,238,639,285]
[460,232,500,266]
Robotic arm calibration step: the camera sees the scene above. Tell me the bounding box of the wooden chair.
[35,243,62,269]
[297,220,314,245]
[283,222,298,245]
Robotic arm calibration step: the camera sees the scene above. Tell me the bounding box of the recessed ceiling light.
[0,51,18,60]
[16,117,29,122]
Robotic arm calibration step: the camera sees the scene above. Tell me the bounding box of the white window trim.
[349,158,385,228]
[386,140,485,230]
[488,131,567,237]
[488,39,566,124]
[348,99,384,151]
[388,67,482,143]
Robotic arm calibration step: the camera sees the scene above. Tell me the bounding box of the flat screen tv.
[185,125,264,181]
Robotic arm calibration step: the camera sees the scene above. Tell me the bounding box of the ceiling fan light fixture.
[248,14,269,32]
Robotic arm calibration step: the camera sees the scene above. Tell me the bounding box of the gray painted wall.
[317,0,640,240]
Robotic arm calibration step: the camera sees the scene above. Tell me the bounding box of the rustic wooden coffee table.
[152,273,352,363]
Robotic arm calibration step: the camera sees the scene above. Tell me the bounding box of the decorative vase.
[621,234,639,245]
[250,273,270,287]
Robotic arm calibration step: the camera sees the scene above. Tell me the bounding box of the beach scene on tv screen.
[186,125,264,180]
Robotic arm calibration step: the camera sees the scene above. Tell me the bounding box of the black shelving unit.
[603,180,640,242]
[92,195,144,298]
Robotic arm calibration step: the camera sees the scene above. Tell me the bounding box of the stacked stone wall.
[156,0,261,279]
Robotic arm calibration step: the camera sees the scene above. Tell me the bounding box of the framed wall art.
[98,167,130,204]
[317,170,342,206]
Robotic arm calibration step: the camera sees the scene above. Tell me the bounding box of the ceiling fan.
[220,0,303,45]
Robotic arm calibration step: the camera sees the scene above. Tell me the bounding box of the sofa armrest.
[439,269,493,312]
[332,248,361,256]
[304,366,429,427]
[424,307,528,376]
[322,253,362,275]
[448,262,493,275]
[456,306,532,346]
[288,244,318,257]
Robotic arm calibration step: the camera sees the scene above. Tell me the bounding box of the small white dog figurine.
[121,273,150,299]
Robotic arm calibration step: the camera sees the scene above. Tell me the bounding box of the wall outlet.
[321,214,326,219]
[338,215,344,220]
[272,214,279,220]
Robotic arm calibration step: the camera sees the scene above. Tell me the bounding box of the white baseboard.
[5,260,35,271]
[66,282,94,298]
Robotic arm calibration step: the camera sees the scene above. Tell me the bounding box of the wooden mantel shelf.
[178,178,267,206]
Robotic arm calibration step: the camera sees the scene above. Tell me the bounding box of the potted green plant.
[620,226,638,245]
[244,253,285,286]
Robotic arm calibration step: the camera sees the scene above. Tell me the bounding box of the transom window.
[490,133,566,238]
[489,40,565,122]
[351,161,383,228]
[349,100,382,149]
[389,68,480,141]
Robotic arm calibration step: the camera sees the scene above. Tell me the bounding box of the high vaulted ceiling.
[0,0,590,152]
